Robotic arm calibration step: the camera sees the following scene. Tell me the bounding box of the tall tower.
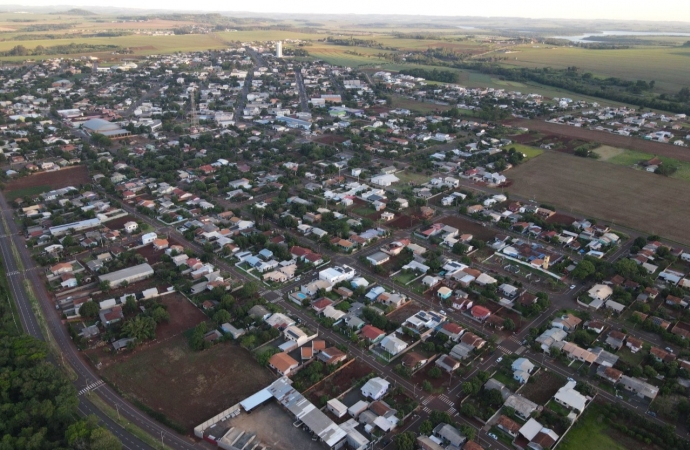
[276,41,283,58]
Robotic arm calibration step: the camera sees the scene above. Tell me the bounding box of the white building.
[319,265,356,284]
[141,232,157,245]
[361,377,390,400]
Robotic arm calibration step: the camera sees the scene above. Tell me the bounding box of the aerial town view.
[0,1,690,450]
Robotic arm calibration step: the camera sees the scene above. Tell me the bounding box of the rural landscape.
[0,3,689,450]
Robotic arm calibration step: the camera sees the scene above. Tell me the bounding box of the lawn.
[506,143,544,160]
[558,403,627,450]
[603,149,690,183]
[393,271,417,285]
[616,346,646,367]
[391,95,452,113]
[3,184,51,201]
[394,170,432,186]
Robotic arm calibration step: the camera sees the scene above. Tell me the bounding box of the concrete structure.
[276,41,283,58]
[49,218,101,236]
[98,263,154,288]
[361,377,390,400]
[81,118,131,139]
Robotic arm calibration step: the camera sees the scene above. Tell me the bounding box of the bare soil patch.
[506,151,690,245]
[5,165,90,192]
[439,215,497,241]
[154,293,207,340]
[102,335,276,431]
[315,134,348,145]
[307,359,372,405]
[519,369,565,405]
[509,119,690,162]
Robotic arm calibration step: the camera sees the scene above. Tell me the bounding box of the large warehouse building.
[80,118,131,139]
[98,263,154,288]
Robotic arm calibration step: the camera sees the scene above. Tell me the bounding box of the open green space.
[4,184,51,201]
[506,143,544,160]
[558,403,627,450]
[603,149,690,182]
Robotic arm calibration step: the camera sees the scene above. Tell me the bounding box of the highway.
[0,193,202,450]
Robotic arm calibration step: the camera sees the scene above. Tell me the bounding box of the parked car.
[488,433,498,440]
[496,357,503,363]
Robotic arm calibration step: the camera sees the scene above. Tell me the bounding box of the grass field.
[393,170,432,185]
[506,143,544,160]
[506,151,690,245]
[558,403,626,450]
[499,44,690,93]
[4,185,51,201]
[102,335,275,431]
[598,148,690,182]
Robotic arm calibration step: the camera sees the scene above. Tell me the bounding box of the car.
[646,411,657,417]
[570,284,576,289]
[496,357,503,363]
[567,377,574,382]
[665,347,674,353]
[439,310,447,316]
[488,433,498,440]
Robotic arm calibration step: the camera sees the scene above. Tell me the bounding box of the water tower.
[276,41,283,58]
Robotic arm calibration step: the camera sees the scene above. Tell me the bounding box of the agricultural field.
[499,44,690,93]
[506,151,690,245]
[102,335,276,431]
[4,166,90,200]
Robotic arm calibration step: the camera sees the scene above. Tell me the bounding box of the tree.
[428,366,443,378]
[89,427,123,450]
[460,403,477,417]
[423,380,433,392]
[419,419,434,435]
[503,318,516,331]
[572,260,596,280]
[395,432,416,450]
[79,301,100,319]
[150,307,170,323]
[121,315,157,342]
[212,309,231,325]
[123,296,137,314]
[98,280,111,292]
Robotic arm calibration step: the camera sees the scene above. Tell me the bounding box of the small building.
[327,398,348,418]
[269,352,299,376]
[361,377,390,400]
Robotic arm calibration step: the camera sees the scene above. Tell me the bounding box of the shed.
[327,398,348,418]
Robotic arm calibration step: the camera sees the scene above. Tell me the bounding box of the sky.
[13,0,690,23]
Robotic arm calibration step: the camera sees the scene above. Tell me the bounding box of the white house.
[380,334,408,355]
[361,377,390,400]
[123,221,138,234]
[141,232,157,245]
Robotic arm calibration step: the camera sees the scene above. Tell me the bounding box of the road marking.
[79,379,105,395]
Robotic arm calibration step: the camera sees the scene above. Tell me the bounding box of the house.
[435,354,460,373]
[366,251,390,266]
[536,328,567,352]
[361,377,390,400]
[361,325,386,343]
[437,286,453,300]
[380,334,408,356]
[551,313,582,332]
[605,330,627,350]
[553,380,587,414]
[402,352,428,370]
[597,366,623,384]
[438,322,464,342]
[311,297,334,313]
[504,395,539,420]
[619,375,659,400]
[588,284,613,302]
[152,239,169,251]
[327,399,349,418]
[141,232,157,245]
[123,221,138,233]
[497,415,521,438]
[318,347,347,365]
[269,352,299,376]
[432,423,466,449]
[512,358,535,384]
[625,336,643,353]
[518,418,559,450]
[470,305,491,322]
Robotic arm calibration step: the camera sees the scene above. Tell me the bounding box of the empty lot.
[103,336,275,431]
[506,151,690,245]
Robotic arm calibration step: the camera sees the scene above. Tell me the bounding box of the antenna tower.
[190,89,199,128]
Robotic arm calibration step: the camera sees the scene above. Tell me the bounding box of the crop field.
[507,151,690,245]
[102,335,275,431]
[499,44,690,93]
[505,143,544,160]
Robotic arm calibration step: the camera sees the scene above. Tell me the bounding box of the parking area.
[222,401,325,450]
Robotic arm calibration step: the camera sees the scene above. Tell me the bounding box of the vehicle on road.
[646,410,657,417]
[570,284,576,289]
[666,347,674,353]
[488,433,498,440]
[439,310,447,316]
[496,357,503,363]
